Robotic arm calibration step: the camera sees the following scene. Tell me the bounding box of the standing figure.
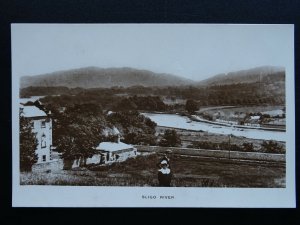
[157,160,172,187]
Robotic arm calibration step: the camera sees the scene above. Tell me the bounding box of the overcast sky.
[11,24,293,81]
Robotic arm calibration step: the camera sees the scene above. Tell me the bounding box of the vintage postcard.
[12,24,295,207]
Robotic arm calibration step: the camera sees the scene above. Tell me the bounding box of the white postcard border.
[11,24,295,208]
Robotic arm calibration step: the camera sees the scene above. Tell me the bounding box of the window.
[41,134,46,148]
[41,121,46,128]
[42,155,46,162]
[49,145,52,160]
[30,121,34,128]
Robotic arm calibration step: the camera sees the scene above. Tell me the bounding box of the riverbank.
[189,115,286,132]
[144,113,286,142]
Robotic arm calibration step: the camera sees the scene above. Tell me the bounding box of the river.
[143,113,286,142]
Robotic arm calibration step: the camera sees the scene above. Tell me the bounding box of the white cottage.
[20,104,53,164]
[85,141,137,166]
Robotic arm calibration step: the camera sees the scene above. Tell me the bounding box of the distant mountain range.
[20,66,285,89]
[20,67,193,89]
[196,66,285,86]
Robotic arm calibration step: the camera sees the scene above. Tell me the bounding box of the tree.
[20,115,38,171]
[185,99,198,114]
[123,132,156,145]
[113,98,137,111]
[261,140,285,154]
[107,111,157,145]
[159,129,181,147]
[242,142,254,152]
[54,104,105,167]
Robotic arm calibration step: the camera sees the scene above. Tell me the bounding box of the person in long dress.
[157,160,172,187]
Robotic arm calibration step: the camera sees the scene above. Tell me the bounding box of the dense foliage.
[20,114,38,171]
[185,99,199,113]
[159,129,181,147]
[22,78,285,110]
[107,111,157,145]
[53,104,105,163]
[113,96,167,111]
[261,140,285,154]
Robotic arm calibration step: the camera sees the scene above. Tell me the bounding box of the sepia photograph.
[11,24,295,207]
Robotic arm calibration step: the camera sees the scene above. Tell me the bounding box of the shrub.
[185,99,198,114]
[242,143,254,152]
[159,129,181,147]
[261,140,285,154]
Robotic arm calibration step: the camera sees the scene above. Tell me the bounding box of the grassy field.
[157,126,286,151]
[21,153,285,187]
[199,105,285,117]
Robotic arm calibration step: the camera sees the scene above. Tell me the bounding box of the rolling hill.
[196,66,285,86]
[20,67,193,89]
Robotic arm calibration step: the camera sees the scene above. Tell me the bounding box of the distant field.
[200,105,285,116]
[158,127,286,150]
[21,153,285,187]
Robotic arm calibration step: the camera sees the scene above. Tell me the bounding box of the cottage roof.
[96,141,133,152]
[20,105,47,118]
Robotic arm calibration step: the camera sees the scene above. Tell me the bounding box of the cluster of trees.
[22,78,285,111]
[39,91,169,112]
[41,92,200,115]
[53,104,106,163]
[20,86,84,97]
[113,96,167,111]
[107,111,157,145]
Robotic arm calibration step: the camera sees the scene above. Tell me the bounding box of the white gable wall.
[31,118,53,163]
[86,154,101,164]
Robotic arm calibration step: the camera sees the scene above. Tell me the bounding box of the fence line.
[135,145,285,162]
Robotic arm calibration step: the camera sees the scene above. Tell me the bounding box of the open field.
[198,105,285,116]
[21,153,285,187]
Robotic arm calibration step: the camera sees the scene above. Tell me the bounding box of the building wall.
[83,148,138,166]
[86,154,101,165]
[111,148,137,162]
[32,117,52,163]
[68,148,138,169]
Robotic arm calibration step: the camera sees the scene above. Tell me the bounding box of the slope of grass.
[20,154,285,187]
